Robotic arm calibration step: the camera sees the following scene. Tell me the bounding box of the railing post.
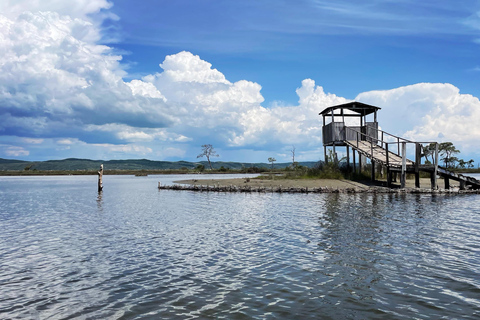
[415,143,420,188]
[401,142,406,188]
[371,141,375,181]
[432,142,438,189]
[385,143,389,167]
[386,143,391,187]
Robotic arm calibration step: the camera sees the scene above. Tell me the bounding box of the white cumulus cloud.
[356,83,480,156]
[1,1,480,162]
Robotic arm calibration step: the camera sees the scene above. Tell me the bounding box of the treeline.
[0,158,319,173]
[423,142,478,169]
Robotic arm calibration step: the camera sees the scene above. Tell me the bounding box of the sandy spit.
[173,177,454,191]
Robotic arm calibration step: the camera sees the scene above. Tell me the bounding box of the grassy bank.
[0,167,268,176]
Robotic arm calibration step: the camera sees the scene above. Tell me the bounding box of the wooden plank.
[345,140,413,167]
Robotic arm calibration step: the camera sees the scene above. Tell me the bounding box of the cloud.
[23,138,44,144]
[0,10,175,141]
[1,1,480,162]
[356,83,480,155]
[0,0,115,24]
[1,144,30,157]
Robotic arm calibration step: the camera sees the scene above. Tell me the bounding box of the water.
[1,174,480,319]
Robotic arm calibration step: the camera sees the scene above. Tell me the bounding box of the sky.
[1,0,480,165]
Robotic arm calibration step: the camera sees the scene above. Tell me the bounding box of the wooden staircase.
[344,128,480,190]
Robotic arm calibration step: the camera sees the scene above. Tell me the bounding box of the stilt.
[371,160,375,181]
[346,145,350,173]
[387,169,392,188]
[444,177,450,189]
[415,143,421,188]
[353,150,356,174]
[358,154,362,174]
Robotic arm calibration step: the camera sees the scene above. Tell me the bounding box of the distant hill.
[0,158,320,171]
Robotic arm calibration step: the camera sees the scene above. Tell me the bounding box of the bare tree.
[291,145,296,168]
[268,157,276,170]
[197,144,219,170]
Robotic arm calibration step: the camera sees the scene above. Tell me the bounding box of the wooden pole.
[386,143,391,188]
[98,164,103,192]
[353,149,356,174]
[359,153,362,174]
[433,143,438,189]
[346,145,350,173]
[371,160,375,181]
[415,143,421,188]
[333,143,337,164]
[401,142,406,188]
[444,177,450,189]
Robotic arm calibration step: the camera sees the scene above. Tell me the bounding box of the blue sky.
[111,0,480,99]
[1,0,480,165]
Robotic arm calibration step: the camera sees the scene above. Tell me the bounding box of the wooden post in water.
[97,164,103,192]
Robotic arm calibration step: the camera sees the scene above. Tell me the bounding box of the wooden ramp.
[436,167,480,190]
[345,139,480,190]
[345,140,414,168]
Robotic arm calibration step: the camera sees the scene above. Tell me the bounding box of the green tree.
[197,144,219,170]
[438,142,460,168]
[468,159,475,169]
[422,143,437,164]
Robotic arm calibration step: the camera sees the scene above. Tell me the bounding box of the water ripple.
[1,176,480,319]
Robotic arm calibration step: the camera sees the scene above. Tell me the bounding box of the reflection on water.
[97,190,103,212]
[0,175,480,319]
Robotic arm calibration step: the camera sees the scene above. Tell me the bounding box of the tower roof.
[319,101,380,117]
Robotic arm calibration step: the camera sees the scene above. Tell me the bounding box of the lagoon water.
[1,174,480,319]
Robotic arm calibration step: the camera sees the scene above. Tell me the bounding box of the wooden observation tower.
[320,102,480,190]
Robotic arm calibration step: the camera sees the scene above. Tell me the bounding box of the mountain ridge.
[0,158,319,171]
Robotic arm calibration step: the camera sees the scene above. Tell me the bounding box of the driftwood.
[157,183,480,194]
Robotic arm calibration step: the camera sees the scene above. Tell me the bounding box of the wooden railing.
[345,125,439,188]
